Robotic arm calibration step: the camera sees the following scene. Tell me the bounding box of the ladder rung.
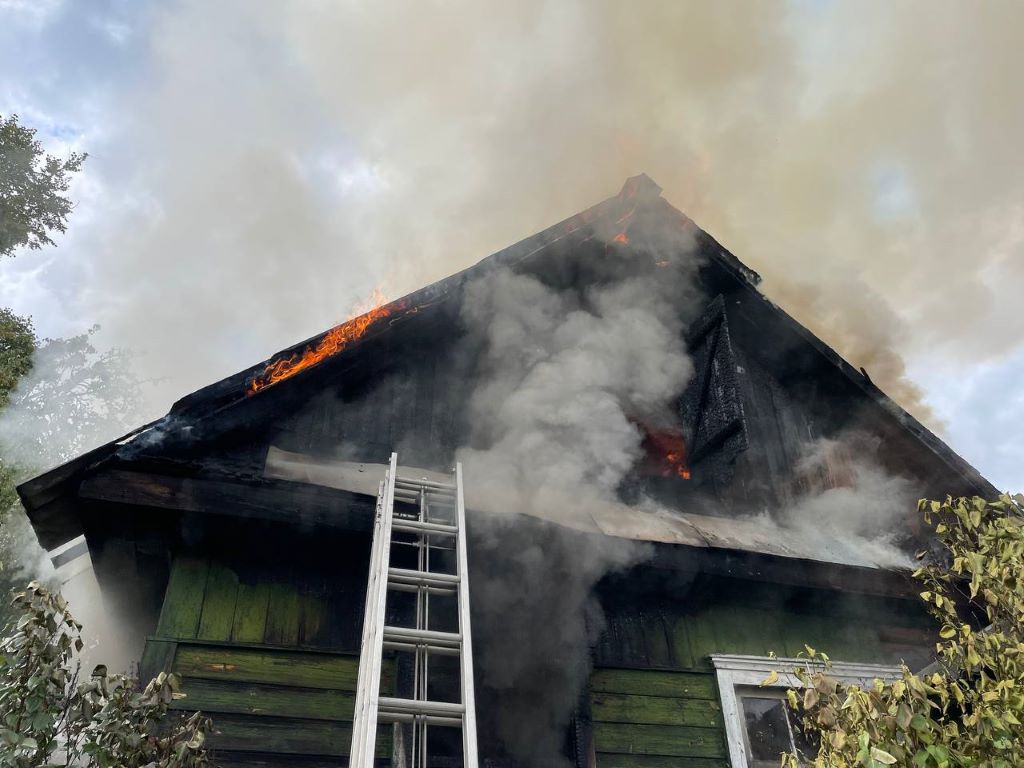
[383,626,462,649]
[383,640,461,656]
[394,485,456,497]
[377,711,463,727]
[393,490,456,506]
[388,567,460,588]
[378,696,465,718]
[392,519,459,537]
[386,581,457,596]
[395,477,457,491]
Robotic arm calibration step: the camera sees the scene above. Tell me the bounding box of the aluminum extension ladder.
[348,453,479,768]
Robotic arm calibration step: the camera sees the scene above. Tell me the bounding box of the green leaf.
[871,747,897,764]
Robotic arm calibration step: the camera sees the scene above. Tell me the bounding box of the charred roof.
[18,175,997,568]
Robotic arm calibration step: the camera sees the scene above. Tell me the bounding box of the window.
[711,655,900,768]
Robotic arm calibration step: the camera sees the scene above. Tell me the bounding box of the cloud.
[910,347,1024,494]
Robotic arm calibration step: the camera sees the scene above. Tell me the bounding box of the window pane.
[741,696,793,765]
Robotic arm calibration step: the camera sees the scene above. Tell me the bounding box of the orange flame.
[638,424,692,480]
[248,288,405,394]
[612,232,629,245]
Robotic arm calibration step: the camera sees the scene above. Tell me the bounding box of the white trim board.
[710,655,901,768]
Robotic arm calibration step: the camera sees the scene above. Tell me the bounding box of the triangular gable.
[18,175,997,554]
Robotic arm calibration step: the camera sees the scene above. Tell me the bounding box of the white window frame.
[711,654,901,768]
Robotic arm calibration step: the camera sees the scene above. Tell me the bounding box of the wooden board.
[590,669,717,700]
[207,713,389,757]
[593,722,725,759]
[173,644,361,690]
[265,580,301,646]
[231,582,271,644]
[595,756,728,768]
[198,561,239,642]
[172,679,355,721]
[157,556,209,639]
[591,692,720,728]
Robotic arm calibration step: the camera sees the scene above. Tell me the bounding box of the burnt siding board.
[679,295,750,503]
[265,340,462,472]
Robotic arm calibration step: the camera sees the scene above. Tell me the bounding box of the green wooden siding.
[592,590,932,767]
[590,669,727,766]
[161,641,390,764]
[154,554,362,652]
[148,550,379,767]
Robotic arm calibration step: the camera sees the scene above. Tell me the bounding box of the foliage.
[0,309,36,515]
[0,581,211,767]
[0,114,86,258]
[780,494,1024,768]
[0,309,35,411]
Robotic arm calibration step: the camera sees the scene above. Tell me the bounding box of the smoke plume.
[454,236,699,763]
[3,1,1021,438]
[775,433,918,568]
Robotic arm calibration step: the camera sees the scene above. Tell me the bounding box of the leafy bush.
[0,581,211,767]
[781,494,1024,768]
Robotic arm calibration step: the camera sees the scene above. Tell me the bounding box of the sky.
[0,0,1021,493]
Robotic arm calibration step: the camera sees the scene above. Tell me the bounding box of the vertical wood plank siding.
[149,549,376,766]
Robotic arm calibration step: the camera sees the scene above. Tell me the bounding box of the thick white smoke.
[775,434,918,568]
[0,336,143,672]
[454,234,700,764]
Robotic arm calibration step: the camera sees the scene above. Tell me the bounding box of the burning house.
[18,175,996,768]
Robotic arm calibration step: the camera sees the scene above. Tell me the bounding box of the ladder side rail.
[454,462,480,767]
[349,480,388,767]
[359,452,399,768]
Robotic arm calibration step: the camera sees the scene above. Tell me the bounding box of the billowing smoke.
[454,234,699,763]
[4,1,1022,439]
[774,433,918,568]
[0,336,143,672]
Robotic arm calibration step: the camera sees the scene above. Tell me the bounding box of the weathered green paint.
[298,590,326,647]
[139,638,177,682]
[148,548,376,764]
[591,669,717,700]
[172,678,355,720]
[208,713,389,757]
[596,756,728,768]
[591,668,725,765]
[157,555,209,639]
[593,586,931,766]
[231,581,271,644]
[211,756,337,768]
[593,722,725,758]
[591,692,721,728]
[173,644,362,690]
[265,582,301,646]
[163,641,397,764]
[212,754,386,768]
[198,561,239,642]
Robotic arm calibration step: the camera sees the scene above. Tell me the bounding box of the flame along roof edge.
[16,173,998,519]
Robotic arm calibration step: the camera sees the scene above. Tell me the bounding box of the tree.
[780,495,1024,768]
[0,581,210,767]
[0,114,86,258]
[0,309,36,515]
